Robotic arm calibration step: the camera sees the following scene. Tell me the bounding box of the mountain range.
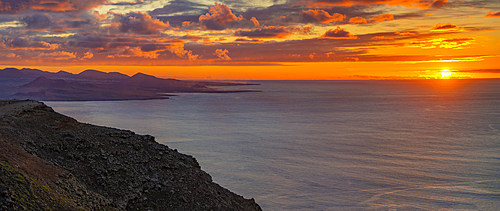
[0,68,260,101]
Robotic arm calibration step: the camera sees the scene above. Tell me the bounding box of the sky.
[0,0,499,80]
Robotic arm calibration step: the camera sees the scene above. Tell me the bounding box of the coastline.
[0,99,262,210]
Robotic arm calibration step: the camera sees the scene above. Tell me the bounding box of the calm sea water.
[46,80,500,210]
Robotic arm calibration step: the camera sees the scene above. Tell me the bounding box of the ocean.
[45,80,500,210]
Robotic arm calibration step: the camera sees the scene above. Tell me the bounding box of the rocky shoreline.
[0,100,262,211]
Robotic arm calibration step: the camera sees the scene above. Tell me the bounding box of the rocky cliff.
[0,100,262,211]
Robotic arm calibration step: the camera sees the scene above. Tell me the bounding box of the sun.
[440,69,452,78]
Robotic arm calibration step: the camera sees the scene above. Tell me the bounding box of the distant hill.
[0,67,260,101]
[78,69,130,80]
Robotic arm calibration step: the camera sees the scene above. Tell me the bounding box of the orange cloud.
[371,36,393,40]
[485,11,500,18]
[349,17,367,24]
[250,17,260,25]
[408,37,474,49]
[300,9,345,23]
[319,26,358,39]
[307,0,448,10]
[214,49,231,60]
[349,14,393,24]
[168,44,199,60]
[369,14,394,23]
[199,3,257,30]
[430,23,466,32]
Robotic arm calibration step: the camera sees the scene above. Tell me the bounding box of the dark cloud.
[140,44,165,52]
[7,37,59,49]
[0,0,107,13]
[179,35,204,41]
[431,0,447,8]
[67,34,112,49]
[20,13,51,29]
[235,26,291,38]
[0,0,34,13]
[111,0,145,6]
[113,12,170,35]
[430,23,465,32]
[150,0,206,16]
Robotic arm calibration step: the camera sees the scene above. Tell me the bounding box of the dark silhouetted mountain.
[78,69,130,80]
[0,67,260,101]
[21,77,72,89]
[0,68,25,77]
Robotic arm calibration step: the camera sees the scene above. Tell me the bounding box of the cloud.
[66,34,112,49]
[300,9,345,23]
[234,38,263,42]
[306,0,448,10]
[235,26,292,38]
[111,0,144,6]
[82,51,93,59]
[319,26,358,39]
[37,51,76,60]
[395,32,416,36]
[20,13,51,29]
[214,49,231,60]
[107,46,159,59]
[485,11,500,18]
[454,69,500,73]
[150,0,206,16]
[408,37,474,49]
[180,35,204,41]
[198,3,257,30]
[113,11,170,35]
[7,37,59,50]
[0,0,107,13]
[349,17,367,24]
[325,52,335,57]
[168,44,199,60]
[369,14,394,23]
[430,23,466,32]
[349,14,393,24]
[371,36,393,39]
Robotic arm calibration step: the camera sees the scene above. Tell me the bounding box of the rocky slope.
[0,100,262,211]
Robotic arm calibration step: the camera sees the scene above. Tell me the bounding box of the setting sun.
[440,69,452,78]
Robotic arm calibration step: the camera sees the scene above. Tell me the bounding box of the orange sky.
[0,0,499,80]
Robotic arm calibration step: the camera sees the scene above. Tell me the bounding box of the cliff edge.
[0,100,262,211]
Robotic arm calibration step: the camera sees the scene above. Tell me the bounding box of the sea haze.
[46,80,500,210]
